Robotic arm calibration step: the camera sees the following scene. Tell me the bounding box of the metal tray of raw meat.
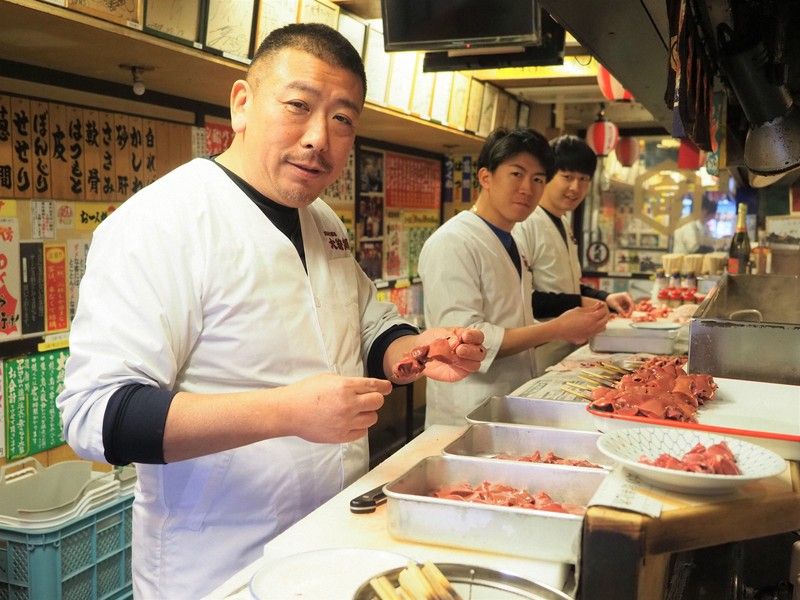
[466,395,597,431]
[384,455,607,563]
[442,423,613,469]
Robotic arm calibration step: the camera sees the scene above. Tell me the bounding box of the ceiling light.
[120,64,154,97]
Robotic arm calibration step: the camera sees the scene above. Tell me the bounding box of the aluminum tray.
[467,395,597,431]
[443,423,613,469]
[589,317,677,354]
[385,455,607,564]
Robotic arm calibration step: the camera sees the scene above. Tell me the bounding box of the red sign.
[205,122,235,156]
[384,152,441,210]
[44,243,68,331]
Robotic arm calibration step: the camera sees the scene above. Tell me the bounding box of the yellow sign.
[0,199,17,217]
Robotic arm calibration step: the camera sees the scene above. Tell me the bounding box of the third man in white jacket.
[419,129,610,426]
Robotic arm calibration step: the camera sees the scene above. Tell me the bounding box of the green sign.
[4,349,68,460]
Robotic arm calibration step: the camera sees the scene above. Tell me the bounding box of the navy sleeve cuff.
[102,383,176,465]
[580,284,610,302]
[366,324,419,379]
[532,290,582,318]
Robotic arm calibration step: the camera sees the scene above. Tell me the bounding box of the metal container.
[352,562,573,600]
[443,423,612,469]
[467,395,598,432]
[384,455,607,563]
[589,319,677,354]
[689,274,800,385]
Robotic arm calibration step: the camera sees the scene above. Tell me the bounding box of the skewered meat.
[640,441,741,475]
[588,355,717,423]
[392,335,461,378]
[432,481,585,515]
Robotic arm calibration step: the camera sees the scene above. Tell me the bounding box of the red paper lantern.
[596,65,634,101]
[615,136,640,166]
[586,118,619,157]
[677,138,704,170]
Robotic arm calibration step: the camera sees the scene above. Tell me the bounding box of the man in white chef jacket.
[419,128,610,427]
[57,24,485,599]
[672,194,718,254]
[514,135,633,370]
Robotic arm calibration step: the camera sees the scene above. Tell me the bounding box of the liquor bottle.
[727,203,750,274]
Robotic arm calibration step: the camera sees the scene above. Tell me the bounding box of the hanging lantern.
[596,64,634,102]
[615,136,640,167]
[586,107,619,157]
[677,138,704,170]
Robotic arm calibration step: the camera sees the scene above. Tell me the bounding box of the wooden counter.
[581,460,800,599]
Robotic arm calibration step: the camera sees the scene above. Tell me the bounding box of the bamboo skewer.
[561,384,593,401]
[580,369,620,383]
[566,381,596,391]
[578,373,615,388]
[600,361,632,374]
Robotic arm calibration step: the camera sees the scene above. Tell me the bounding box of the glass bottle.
[727,203,751,275]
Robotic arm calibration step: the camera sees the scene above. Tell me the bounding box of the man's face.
[479,152,547,231]
[233,48,363,207]
[540,169,592,216]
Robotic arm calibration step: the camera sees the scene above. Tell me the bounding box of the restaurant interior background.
[1,0,800,466]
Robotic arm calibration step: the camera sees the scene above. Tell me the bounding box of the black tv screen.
[381,0,541,52]
[421,11,565,72]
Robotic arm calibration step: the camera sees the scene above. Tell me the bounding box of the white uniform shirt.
[513,206,584,373]
[418,211,537,426]
[672,219,714,254]
[514,205,582,294]
[57,159,408,599]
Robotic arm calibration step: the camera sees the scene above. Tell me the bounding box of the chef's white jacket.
[57,159,409,599]
[513,206,583,373]
[672,219,715,255]
[419,211,537,426]
[514,206,583,295]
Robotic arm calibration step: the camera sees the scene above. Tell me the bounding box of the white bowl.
[597,427,787,495]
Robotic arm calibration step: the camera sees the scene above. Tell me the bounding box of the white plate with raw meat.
[597,427,786,495]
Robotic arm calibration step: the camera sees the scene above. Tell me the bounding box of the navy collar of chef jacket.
[210,158,306,269]
[474,213,521,277]
[541,206,570,247]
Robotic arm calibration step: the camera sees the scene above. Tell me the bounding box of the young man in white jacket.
[419,128,610,427]
[515,135,634,318]
[57,24,485,599]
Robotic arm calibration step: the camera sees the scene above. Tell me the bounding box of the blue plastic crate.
[0,495,133,600]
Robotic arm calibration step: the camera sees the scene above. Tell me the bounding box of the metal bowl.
[352,563,573,600]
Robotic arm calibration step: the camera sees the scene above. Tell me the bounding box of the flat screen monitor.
[381,0,541,52]
[421,11,565,72]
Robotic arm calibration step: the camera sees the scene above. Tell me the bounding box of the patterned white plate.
[596,427,787,495]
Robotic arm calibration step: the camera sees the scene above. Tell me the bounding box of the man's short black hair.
[477,128,555,180]
[550,134,597,176]
[250,23,367,103]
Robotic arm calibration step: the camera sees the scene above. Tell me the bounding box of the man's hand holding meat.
[385,327,486,385]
